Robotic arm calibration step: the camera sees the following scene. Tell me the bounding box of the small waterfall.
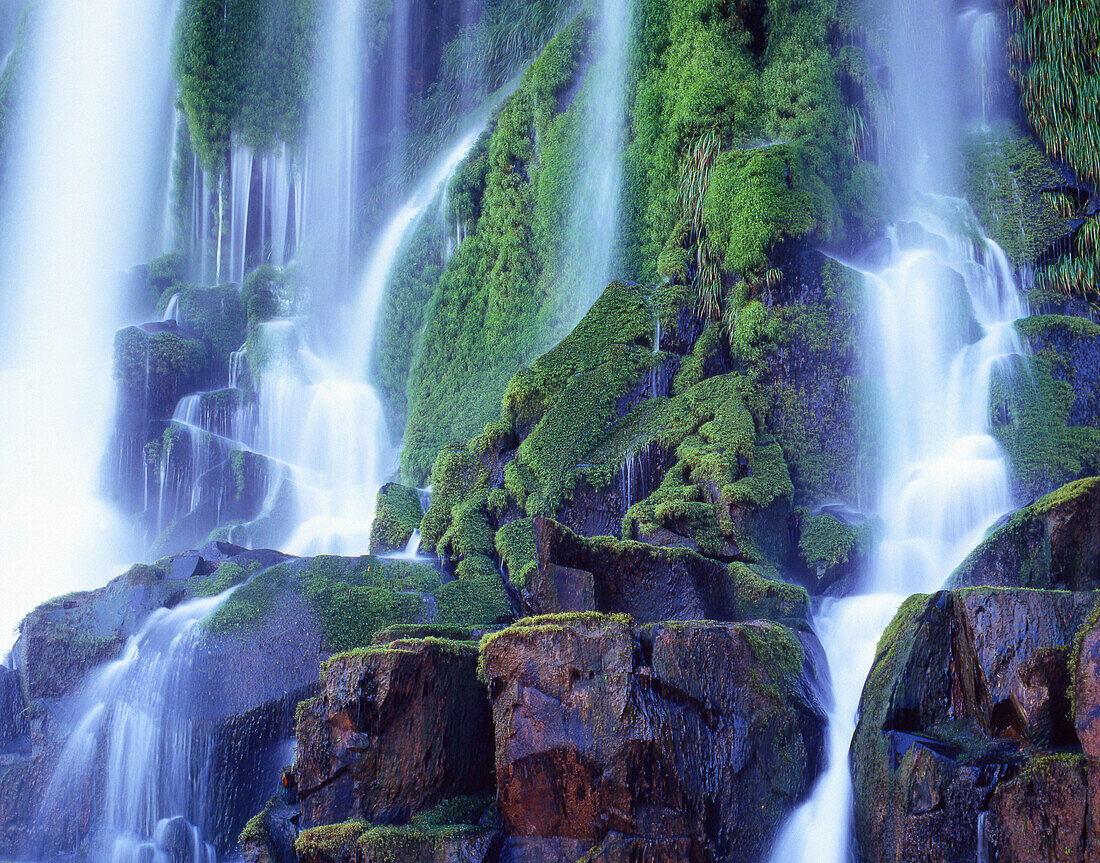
[31,593,231,863]
[558,0,632,316]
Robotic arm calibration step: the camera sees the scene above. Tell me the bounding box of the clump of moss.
[369,483,425,554]
[293,819,367,862]
[798,512,869,572]
[495,519,537,587]
[238,797,275,849]
[202,555,443,652]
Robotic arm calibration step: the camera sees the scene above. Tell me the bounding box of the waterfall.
[769,4,1025,861]
[31,594,230,863]
[0,0,177,645]
[559,0,632,316]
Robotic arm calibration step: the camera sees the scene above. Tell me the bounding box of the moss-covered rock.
[369,483,425,554]
[991,315,1100,499]
[852,588,1095,863]
[156,283,247,374]
[948,476,1100,591]
[113,326,208,419]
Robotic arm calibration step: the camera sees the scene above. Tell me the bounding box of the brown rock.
[986,755,1088,862]
[481,614,825,863]
[296,638,494,829]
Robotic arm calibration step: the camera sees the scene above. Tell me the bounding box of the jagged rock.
[948,477,1100,591]
[481,614,826,863]
[851,588,1095,863]
[525,518,809,626]
[296,637,494,830]
[1075,609,1100,761]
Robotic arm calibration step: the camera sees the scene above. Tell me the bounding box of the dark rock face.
[525,518,809,627]
[525,518,728,622]
[482,614,826,863]
[851,588,1096,863]
[949,477,1100,591]
[296,637,495,830]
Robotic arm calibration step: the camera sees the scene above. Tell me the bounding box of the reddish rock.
[852,588,1096,863]
[481,614,825,863]
[986,755,1088,862]
[296,637,494,829]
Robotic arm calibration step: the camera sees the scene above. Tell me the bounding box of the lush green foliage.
[173,0,319,172]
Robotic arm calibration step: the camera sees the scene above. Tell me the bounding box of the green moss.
[369,483,425,553]
[495,518,537,587]
[202,555,441,651]
[739,620,805,692]
[238,797,275,849]
[293,819,367,862]
[798,512,868,570]
[370,624,475,645]
[191,560,253,597]
[990,320,1100,498]
[432,559,512,629]
[724,561,810,623]
[963,123,1067,266]
[113,327,208,401]
[400,16,594,484]
[173,0,320,173]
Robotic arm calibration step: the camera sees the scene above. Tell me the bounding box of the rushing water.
[559,0,632,315]
[32,594,230,863]
[770,3,1026,860]
[0,0,177,644]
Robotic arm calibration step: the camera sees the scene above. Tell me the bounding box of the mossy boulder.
[295,637,494,830]
[992,316,1100,499]
[369,483,425,555]
[480,614,825,862]
[525,517,809,627]
[851,588,1096,863]
[113,326,208,418]
[948,476,1100,591]
[156,283,247,376]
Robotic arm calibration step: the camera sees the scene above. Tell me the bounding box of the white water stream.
[770,3,1027,860]
[0,0,177,644]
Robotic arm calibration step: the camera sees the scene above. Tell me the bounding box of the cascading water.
[32,593,230,863]
[770,3,1026,861]
[0,0,177,644]
[559,0,631,315]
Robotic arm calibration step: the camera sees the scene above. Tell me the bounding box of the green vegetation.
[1009,0,1100,302]
[962,123,1067,266]
[797,512,869,572]
[173,0,320,172]
[369,484,425,553]
[355,794,496,861]
[113,327,208,402]
[990,317,1100,497]
[156,283,247,368]
[202,555,441,651]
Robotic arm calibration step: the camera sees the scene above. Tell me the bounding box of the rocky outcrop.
[369,483,425,554]
[949,476,1100,591]
[480,613,826,862]
[851,588,1097,863]
[295,637,494,830]
[525,518,810,626]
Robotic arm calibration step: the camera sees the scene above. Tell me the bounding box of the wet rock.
[526,519,809,626]
[481,614,825,863]
[1074,610,1100,761]
[113,326,208,420]
[949,476,1100,591]
[851,588,1095,863]
[296,637,494,829]
[985,754,1088,863]
[0,664,28,753]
